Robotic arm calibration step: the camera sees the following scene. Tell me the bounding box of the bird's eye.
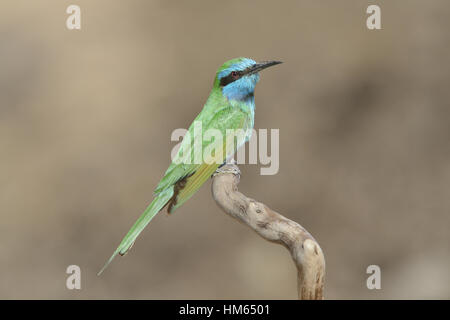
[231,71,239,78]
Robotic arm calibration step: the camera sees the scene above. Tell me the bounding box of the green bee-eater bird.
[98,57,281,275]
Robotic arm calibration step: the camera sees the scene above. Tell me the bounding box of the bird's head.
[214,57,282,102]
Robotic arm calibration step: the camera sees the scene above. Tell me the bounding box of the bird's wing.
[154,103,247,195]
[153,104,248,210]
[166,106,249,213]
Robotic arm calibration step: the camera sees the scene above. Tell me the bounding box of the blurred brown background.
[1,0,449,299]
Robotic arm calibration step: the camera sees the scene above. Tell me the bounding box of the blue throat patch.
[219,58,260,103]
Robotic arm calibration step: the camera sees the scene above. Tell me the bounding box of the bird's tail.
[97,187,174,275]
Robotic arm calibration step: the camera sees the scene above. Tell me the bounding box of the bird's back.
[154,87,254,204]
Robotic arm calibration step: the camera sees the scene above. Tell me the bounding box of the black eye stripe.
[219,70,242,87]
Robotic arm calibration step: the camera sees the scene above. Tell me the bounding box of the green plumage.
[98,57,280,275]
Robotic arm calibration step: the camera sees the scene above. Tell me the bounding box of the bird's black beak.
[245,60,283,75]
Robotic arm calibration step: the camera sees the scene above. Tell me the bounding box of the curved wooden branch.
[211,163,325,299]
